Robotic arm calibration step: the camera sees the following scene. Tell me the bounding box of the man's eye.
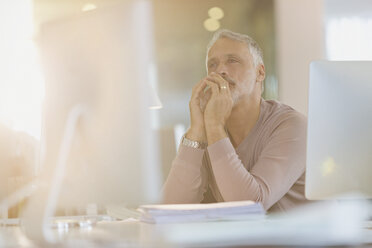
[208,63,216,68]
[228,58,238,63]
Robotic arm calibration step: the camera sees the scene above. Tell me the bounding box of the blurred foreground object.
[306,61,372,200]
[18,0,162,243]
[0,123,39,218]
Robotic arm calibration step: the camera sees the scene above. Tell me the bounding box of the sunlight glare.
[0,0,44,139]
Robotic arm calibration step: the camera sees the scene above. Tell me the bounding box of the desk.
[1,218,372,248]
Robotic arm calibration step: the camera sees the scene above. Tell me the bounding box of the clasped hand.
[187,72,233,145]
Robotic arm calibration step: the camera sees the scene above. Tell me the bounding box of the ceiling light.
[208,7,224,20]
[204,18,220,32]
[82,3,97,12]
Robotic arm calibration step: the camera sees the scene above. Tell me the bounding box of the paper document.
[106,205,142,220]
[138,201,265,224]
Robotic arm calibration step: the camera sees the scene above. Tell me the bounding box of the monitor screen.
[306,61,372,200]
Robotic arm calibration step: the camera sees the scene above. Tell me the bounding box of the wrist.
[181,135,207,149]
[205,125,227,145]
[186,126,206,143]
[204,121,224,132]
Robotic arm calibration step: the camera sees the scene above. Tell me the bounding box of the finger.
[204,87,212,101]
[213,74,232,97]
[219,83,231,96]
[199,84,210,98]
[192,80,206,95]
[205,80,219,97]
[207,78,230,98]
[206,73,224,86]
[207,73,229,93]
[192,80,207,99]
[201,77,218,96]
[199,85,212,106]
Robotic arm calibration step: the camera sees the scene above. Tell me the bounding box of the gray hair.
[206,29,264,70]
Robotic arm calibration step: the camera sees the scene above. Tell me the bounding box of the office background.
[0,0,372,200]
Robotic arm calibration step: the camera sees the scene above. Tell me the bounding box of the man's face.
[207,37,259,104]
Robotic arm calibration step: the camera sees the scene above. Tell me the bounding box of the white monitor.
[306,61,372,200]
[21,0,162,242]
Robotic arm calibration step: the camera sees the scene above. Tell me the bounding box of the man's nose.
[216,64,228,76]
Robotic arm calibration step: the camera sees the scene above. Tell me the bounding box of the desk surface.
[1,218,372,248]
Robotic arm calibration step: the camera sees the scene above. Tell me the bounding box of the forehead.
[207,37,251,60]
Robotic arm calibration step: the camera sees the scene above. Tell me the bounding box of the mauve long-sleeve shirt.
[162,99,309,212]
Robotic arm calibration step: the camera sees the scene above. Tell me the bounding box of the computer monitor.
[21,0,162,242]
[306,61,372,200]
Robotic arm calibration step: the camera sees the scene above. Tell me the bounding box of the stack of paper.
[138,201,265,224]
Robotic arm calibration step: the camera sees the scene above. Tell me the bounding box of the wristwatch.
[181,135,207,149]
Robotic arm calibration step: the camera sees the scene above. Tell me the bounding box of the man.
[162,29,308,212]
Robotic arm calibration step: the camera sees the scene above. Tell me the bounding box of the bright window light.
[326,18,372,60]
[0,1,44,139]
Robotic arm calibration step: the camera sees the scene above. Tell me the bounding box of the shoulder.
[261,99,306,126]
[259,99,307,137]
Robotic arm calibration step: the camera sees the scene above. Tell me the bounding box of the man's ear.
[256,64,265,83]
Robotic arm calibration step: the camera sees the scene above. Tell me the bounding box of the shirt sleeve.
[207,113,307,210]
[161,143,208,204]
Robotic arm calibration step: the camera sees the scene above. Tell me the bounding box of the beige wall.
[274,0,325,115]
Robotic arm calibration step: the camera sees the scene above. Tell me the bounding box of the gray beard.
[231,89,240,106]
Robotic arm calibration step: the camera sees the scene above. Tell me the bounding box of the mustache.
[220,74,236,85]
